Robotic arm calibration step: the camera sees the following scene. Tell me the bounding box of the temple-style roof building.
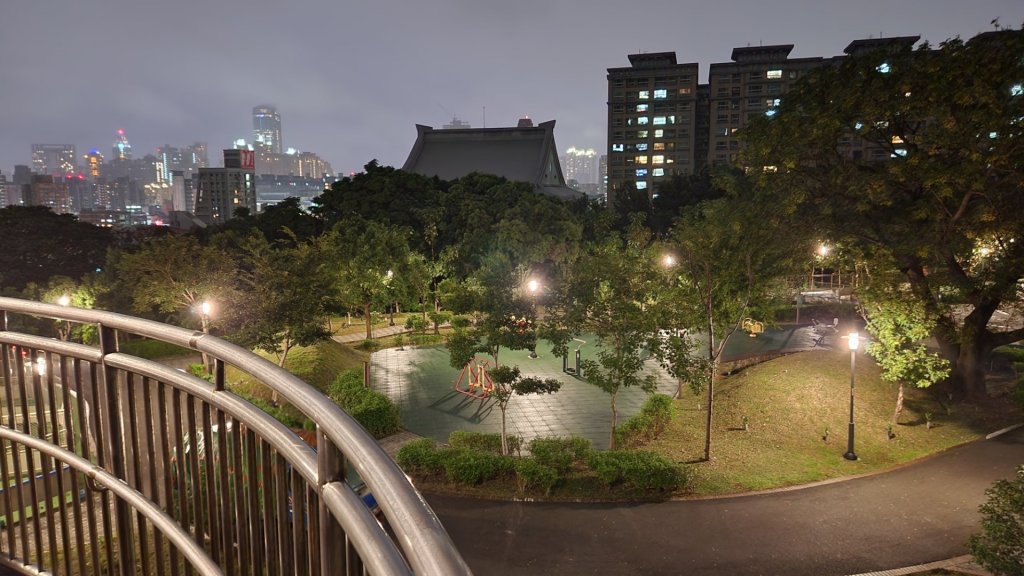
[402,118,582,201]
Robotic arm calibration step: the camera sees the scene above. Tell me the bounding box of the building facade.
[194,149,257,225]
[606,53,699,205]
[31,144,77,177]
[253,105,283,153]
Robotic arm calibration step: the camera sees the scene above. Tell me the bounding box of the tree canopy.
[741,28,1024,399]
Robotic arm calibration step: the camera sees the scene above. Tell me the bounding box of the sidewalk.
[333,324,413,344]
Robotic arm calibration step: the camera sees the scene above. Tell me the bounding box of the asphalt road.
[428,426,1024,576]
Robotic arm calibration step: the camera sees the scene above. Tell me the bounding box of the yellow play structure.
[741,317,764,337]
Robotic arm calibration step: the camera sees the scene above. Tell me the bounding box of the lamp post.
[844,331,859,461]
[527,279,540,358]
[57,294,71,341]
[199,301,212,373]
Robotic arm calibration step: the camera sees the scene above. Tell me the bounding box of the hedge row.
[614,394,673,448]
[397,433,691,497]
[328,369,401,438]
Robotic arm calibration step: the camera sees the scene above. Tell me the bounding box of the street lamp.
[57,294,71,341]
[199,301,212,373]
[527,279,540,358]
[844,331,859,461]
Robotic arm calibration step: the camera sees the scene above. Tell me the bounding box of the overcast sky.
[2,0,1022,177]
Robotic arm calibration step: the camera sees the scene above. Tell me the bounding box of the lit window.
[891,148,907,157]
[636,155,648,164]
[653,116,666,125]
[1011,84,1023,97]
[876,62,891,74]
[891,135,904,144]
[654,89,668,99]
[765,109,777,117]
[636,169,648,177]
[652,155,665,165]
[636,181,648,190]
[654,129,664,138]
[763,166,778,173]
[639,90,650,99]
[989,131,998,139]
[653,143,665,151]
[638,130,648,138]
[766,69,782,79]
[636,143,648,151]
[636,104,649,112]
[854,122,864,130]
[668,115,676,124]
[653,168,665,177]
[678,87,692,95]
[612,144,624,152]
[638,116,649,125]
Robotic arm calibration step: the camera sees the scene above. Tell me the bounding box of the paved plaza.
[368,324,831,449]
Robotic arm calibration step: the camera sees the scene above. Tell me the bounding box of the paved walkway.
[426,426,1023,576]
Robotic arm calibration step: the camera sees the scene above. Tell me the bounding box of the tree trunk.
[704,300,715,462]
[609,390,619,450]
[892,382,904,426]
[500,405,509,455]
[364,303,372,340]
[953,335,989,401]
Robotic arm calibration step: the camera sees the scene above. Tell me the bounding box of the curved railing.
[0,297,470,576]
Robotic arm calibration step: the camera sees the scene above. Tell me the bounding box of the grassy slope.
[227,338,368,401]
[647,349,1021,496]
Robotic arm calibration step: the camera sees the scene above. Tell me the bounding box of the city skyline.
[2,1,1022,178]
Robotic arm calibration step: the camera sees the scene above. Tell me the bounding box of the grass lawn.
[227,338,368,400]
[646,348,1022,497]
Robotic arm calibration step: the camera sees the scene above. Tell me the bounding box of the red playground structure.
[454,357,495,400]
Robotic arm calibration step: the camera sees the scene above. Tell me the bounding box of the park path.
[426,426,1023,576]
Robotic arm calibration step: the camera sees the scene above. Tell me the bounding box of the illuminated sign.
[241,150,255,170]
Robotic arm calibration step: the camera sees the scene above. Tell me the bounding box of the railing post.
[99,324,135,575]
[317,427,345,575]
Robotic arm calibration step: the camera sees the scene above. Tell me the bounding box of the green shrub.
[328,369,400,438]
[232,389,304,428]
[586,450,691,492]
[528,437,591,474]
[968,465,1024,576]
[119,338,192,359]
[615,394,673,448]
[448,431,520,455]
[354,339,379,351]
[515,459,558,495]
[397,439,445,475]
[450,316,472,329]
[441,448,515,485]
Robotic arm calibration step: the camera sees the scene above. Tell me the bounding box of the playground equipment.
[455,357,495,399]
[563,338,587,377]
[741,318,765,337]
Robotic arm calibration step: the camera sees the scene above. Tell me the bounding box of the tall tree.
[546,218,662,449]
[330,218,413,340]
[741,28,1024,399]
[107,234,238,324]
[234,233,334,375]
[0,206,112,290]
[660,173,803,460]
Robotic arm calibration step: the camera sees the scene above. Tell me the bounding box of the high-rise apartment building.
[560,147,598,186]
[83,149,104,180]
[253,105,282,153]
[606,53,699,206]
[194,149,257,225]
[707,45,825,168]
[31,144,77,177]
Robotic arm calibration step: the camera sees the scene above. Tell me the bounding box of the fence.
[0,297,469,576]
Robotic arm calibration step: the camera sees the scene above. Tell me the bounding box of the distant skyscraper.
[31,144,77,176]
[83,149,104,180]
[112,129,132,160]
[253,105,282,153]
[560,147,598,186]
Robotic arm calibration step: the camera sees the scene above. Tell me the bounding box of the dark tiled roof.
[402,120,583,201]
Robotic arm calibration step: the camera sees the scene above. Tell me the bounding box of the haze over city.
[2,0,1023,177]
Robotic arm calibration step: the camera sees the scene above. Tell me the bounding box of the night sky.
[3,0,1022,177]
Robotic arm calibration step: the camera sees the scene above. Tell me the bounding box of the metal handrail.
[0,296,470,575]
[0,427,224,576]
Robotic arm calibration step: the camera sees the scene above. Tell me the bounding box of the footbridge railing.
[0,297,470,576]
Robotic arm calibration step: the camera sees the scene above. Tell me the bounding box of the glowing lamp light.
[57,295,70,307]
[818,244,830,257]
[201,301,211,316]
[848,331,859,351]
[527,279,540,294]
[663,255,676,267]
